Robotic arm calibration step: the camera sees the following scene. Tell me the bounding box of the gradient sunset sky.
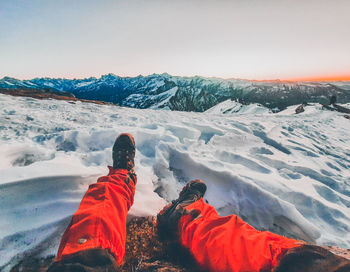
[1,0,349,80]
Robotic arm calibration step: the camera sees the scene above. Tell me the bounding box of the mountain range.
[1,74,350,112]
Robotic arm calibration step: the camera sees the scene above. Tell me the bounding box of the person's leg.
[178,198,302,272]
[158,180,350,272]
[47,134,136,272]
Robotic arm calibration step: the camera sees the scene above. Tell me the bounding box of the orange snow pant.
[55,167,136,266]
[52,173,350,272]
[179,198,303,272]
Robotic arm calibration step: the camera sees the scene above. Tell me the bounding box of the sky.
[1,0,350,80]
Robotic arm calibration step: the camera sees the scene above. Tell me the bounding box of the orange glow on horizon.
[284,75,350,82]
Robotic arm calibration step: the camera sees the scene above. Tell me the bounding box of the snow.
[205,99,272,115]
[124,86,178,109]
[0,94,350,270]
[276,103,323,115]
[329,82,350,91]
[44,82,54,87]
[76,81,93,88]
[150,86,178,109]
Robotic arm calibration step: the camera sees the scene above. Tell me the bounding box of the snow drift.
[0,94,350,271]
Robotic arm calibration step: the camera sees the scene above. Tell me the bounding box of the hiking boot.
[47,248,118,272]
[157,179,207,241]
[112,133,135,171]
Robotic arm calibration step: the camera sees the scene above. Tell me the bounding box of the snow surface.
[205,99,272,115]
[1,94,350,270]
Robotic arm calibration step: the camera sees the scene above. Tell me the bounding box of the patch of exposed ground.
[0,88,114,105]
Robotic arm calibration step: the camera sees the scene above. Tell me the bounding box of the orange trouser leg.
[179,199,303,272]
[56,167,136,266]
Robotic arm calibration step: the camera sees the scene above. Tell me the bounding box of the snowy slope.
[205,99,272,115]
[0,94,350,270]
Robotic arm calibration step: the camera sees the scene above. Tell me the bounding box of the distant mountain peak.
[101,73,118,79]
[1,74,350,112]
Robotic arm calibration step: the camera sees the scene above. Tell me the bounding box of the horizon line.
[2,73,350,82]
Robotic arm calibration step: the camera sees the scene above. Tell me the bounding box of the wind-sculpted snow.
[0,94,350,270]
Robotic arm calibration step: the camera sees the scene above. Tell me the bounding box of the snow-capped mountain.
[0,76,39,89]
[1,74,350,111]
